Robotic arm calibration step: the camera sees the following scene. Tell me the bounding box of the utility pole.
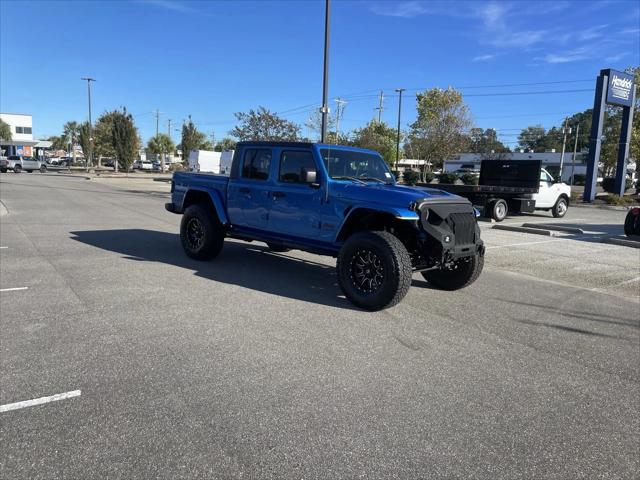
[394,88,405,172]
[167,119,172,139]
[210,132,216,150]
[559,118,571,182]
[375,90,384,123]
[155,109,160,137]
[320,0,330,143]
[334,97,347,142]
[570,123,580,188]
[81,77,96,172]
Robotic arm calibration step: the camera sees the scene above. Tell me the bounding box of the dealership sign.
[606,69,635,107]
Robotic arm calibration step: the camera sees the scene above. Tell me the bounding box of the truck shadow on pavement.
[70,229,363,310]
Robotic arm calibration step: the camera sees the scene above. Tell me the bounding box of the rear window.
[241,149,272,180]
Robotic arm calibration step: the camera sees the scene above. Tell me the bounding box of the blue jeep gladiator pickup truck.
[166,141,484,310]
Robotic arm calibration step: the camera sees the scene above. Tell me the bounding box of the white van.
[189,150,221,173]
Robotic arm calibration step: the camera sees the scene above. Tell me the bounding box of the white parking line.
[0,390,81,413]
[0,246,7,249]
[0,287,29,292]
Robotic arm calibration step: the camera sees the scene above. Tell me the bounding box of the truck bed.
[429,184,537,195]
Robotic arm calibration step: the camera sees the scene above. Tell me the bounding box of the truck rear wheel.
[486,199,508,222]
[337,231,412,311]
[552,196,568,218]
[422,254,483,291]
[180,204,224,260]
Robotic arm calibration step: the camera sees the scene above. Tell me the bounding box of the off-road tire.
[337,231,412,311]
[180,204,225,260]
[552,196,568,218]
[624,209,640,237]
[487,199,508,222]
[267,243,291,253]
[422,253,483,291]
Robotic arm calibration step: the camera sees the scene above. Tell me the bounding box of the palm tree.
[63,121,80,164]
[0,119,12,141]
[147,133,175,172]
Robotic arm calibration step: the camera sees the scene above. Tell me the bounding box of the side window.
[279,150,316,183]
[24,127,32,134]
[241,148,272,180]
[540,171,552,183]
[15,127,23,134]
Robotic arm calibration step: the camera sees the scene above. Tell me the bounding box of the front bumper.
[417,199,483,261]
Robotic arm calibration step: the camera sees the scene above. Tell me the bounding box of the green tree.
[78,122,92,166]
[0,119,12,141]
[111,109,139,173]
[468,128,509,159]
[517,125,547,152]
[351,120,398,167]
[94,111,118,165]
[63,121,80,164]
[231,106,300,141]
[406,88,472,179]
[627,66,639,165]
[180,116,207,164]
[214,137,237,152]
[147,133,175,171]
[46,135,67,151]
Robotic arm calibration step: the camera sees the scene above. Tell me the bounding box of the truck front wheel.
[422,254,483,291]
[552,196,568,218]
[337,231,412,311]
[486,199,508,222]
[180,204,224,260]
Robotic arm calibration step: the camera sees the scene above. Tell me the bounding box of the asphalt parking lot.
[1,173,638,479]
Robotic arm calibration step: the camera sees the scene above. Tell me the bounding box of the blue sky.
[1,0,638,148]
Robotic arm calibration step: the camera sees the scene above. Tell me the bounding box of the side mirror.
[302,168,317,184]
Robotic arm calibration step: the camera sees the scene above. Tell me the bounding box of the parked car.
[0,155,47,173]
[166,141,484,311]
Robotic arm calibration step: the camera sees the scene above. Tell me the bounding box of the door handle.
[272,191,286,198]
[238,187,250,193]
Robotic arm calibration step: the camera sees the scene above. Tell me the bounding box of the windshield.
[320,148,394,184]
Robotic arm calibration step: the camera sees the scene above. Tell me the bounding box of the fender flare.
[334,206,419,243]
[182,187,229,225]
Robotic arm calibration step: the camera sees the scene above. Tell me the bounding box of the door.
[533,169,559,208]
[268,149,322,239]
[23,157,39,170]
[226,148,273,229]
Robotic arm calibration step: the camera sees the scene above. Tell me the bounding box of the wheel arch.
[335,207,416,243]
[182,188,228,225]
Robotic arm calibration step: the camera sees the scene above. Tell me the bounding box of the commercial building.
[0,113,51,158]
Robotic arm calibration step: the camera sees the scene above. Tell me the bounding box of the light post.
[81,77,96,171]
[394,88,405,172]
[559,118,571,182]
[320,0,330,143]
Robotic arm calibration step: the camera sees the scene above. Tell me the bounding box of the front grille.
[447,213,476,245]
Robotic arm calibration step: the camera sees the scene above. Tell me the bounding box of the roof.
[235,141,377,154]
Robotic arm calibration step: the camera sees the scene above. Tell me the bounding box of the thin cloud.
[369,1,432,18]
[606,52,629,62]
[141,0,196,13]
[473,54,497,62]
[540,48,590,64]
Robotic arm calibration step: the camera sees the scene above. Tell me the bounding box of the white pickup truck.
[0,155,47,173]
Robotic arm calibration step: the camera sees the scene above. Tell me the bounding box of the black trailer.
[426,160,542,222]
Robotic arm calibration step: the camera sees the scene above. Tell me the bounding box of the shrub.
[460,173,479,185]
[422,171,435,183]
[602,177,632,193]
[402,170,420,185]
[438,172,458,184]
[168,163,184,172]
[572,174,586,186]
[604,194,627,206]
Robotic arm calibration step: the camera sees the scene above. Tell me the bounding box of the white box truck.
[188,150,221,173]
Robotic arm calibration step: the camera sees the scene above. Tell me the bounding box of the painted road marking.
[0,287,29,292]
[0,246,7,249]
[0,390,81,413]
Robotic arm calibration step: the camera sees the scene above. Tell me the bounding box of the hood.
[332,182,462,209]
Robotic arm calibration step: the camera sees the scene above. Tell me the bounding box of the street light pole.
[394,88,405,172]
[81,77,96,171]
[570,123,580,188]
[320,0,330,143]
[559,118,571,182]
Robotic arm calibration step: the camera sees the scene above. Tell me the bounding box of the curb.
[492,225,554,236]
[602,237,640,249]
[571,203,637,212]
[522,223,584,234]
